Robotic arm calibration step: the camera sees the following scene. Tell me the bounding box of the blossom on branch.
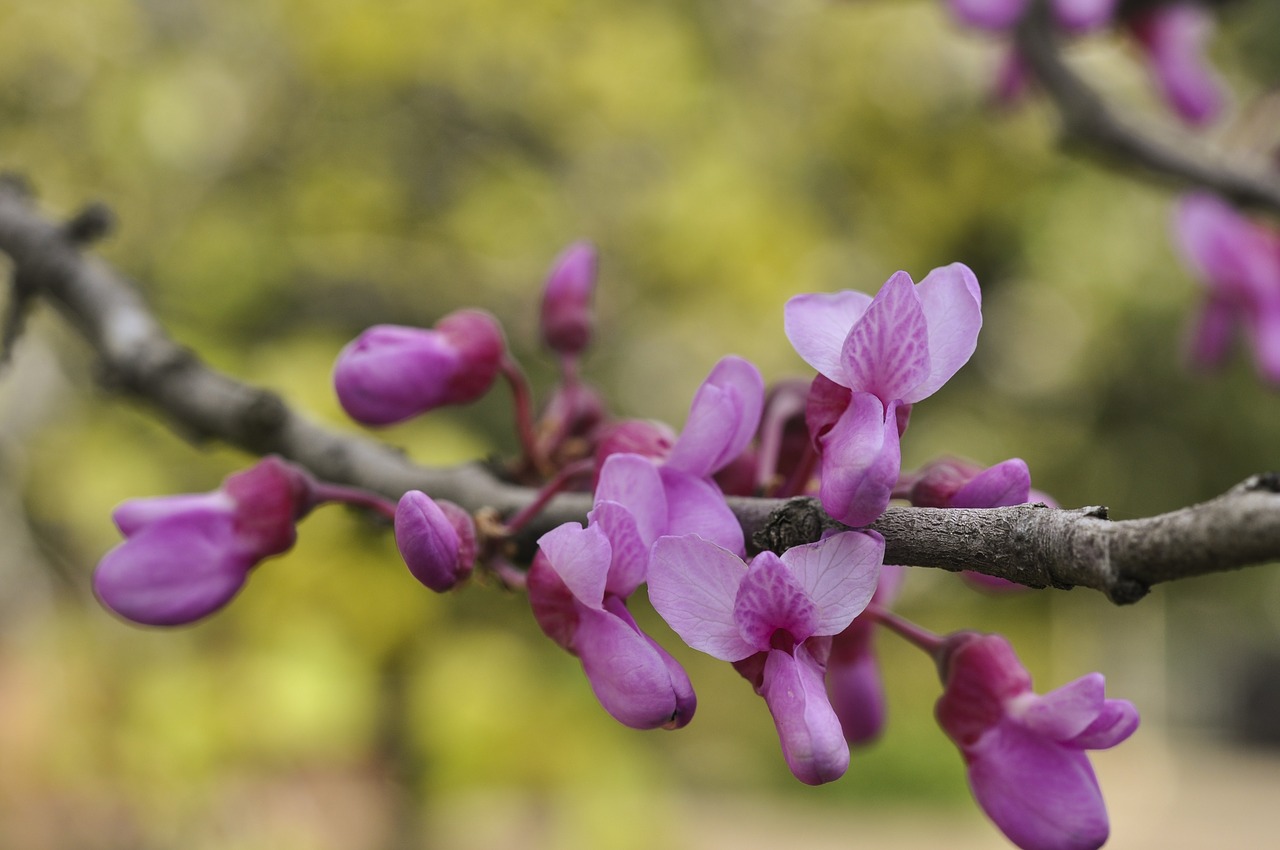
[785,264,983,526]
[540,241,598,358]
[395,490,477,592]
[94,457,318,626]
[649,531,884,784]
[1128,1,1226,126]
[935,632,1139,850]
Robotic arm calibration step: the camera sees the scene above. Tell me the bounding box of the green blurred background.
[2,0,1280,847]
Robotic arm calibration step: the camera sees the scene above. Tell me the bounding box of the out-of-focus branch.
[2,178,1280,603]
[1014,1,1280,213]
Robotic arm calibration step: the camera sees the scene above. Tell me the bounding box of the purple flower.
[649,531,884,784]
[826,564,904,746]
[540,241,598,357]
[1129,2,1225,126]
[529,521,695,729]
[785,265,983,526]
[935,632,1139,850]
[1173,193,1280,384]
[395,491,476,592]
[333,309,506,425]
[94,457,317,626]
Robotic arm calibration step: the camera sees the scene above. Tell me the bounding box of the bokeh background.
[2,0,1280,847]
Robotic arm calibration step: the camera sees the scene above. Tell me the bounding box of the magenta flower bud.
[333,309,506,426]
[394,491,475,592]
[593,419,677,472]
[540,241,598,356]
[94,457,317,627]
[935,632,1139,850]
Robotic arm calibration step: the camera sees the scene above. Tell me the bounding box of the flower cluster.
[93,242,1139,850]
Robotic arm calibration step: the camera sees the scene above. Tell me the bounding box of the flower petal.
[760,644,850,785]
[827,619,887,746]
[734,552,821,649]
[648,535,756,661]
[950,458,1031,508]
[536,522,610,608]
[1018,673,1106,742]
[817,394,901,527]
[841,271,931,402]
[112,493,232,536]
[659,467,745,555]
[395,490,465,592]
[1069,699,1140,750]
[784,290,874,385]
[667,356,765,478]
[1174,194,1280,303]
[591,453,669,594]
[1133,4,1225,127]
[332,325,459,425]
[904,263,983,403]
[966,721,1111,850]
[780,531,884,635]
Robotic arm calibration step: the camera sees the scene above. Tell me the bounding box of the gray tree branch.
[2,178,1279,603]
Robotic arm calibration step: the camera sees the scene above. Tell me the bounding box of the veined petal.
[1017,673,1105,742]
[667,356,765,477]
[648,535,756,661]
[574,602,691,730]
[760,645,850,785]
[734,552,821,649]
[966,722,1110,850]
[951,458,1031,508]
[780,531,884,635]
[904,263,983,403]
[659,467,745,555]
[841,271,930,403]
[817,394,901,527]
[784,290,874,385]
[536,522,610,608]
[946,0,1028,31]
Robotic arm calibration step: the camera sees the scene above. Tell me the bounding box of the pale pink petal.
[947,0,1028,30]
[594,453,667,544]
[536,522,610,608]
[574,601,693,730]
[951,458,1031,508]
[760,645,850,785]
[966,722,1110,850]
[1133,4,1225,126]
[904,263,983,403]
[589,502,652,598]
[841,271,931,402]
[784,290,874,385]
[817,394,901,527]
[734,552,821,648]
[1018,673,1106,741]
[648,535,756,661]
[1052,0,1117,34]
[659,467,745,555]
[1069,699,1140,750]
[667,356,765,478]
[781,531,883,635]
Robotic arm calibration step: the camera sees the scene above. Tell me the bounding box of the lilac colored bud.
[94,456,317,627]
[593,419,677,480]
[394,490,475,592]
[333,309,506,426]
[540,241,598,356]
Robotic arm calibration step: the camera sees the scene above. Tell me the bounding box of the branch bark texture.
[2,179,1279,603]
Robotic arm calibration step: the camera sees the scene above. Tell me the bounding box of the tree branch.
[1014,1,1280,214]
[2,178,1279,603]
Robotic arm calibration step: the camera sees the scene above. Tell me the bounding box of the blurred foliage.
[1,0,1279,847]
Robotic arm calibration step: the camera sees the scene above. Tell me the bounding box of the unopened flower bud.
[333,309,506,426]
[394,490,475,592]
[540,241,598,356]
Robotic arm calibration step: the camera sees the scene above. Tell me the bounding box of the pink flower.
[1129,2,1226,126]
[94,457,317,626]
[649,531,884,784]
[826,564,905,745]
[785,265,983,526]
[394,491,476,592]
[935,632,1139,850]
[333,309,506,425]
[1173,193,1280,384]
[540,241,598,357]
[529,521,695,729]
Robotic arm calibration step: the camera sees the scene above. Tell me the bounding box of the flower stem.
[502,457,595,535]
[865,603,945,656]
[311,483,398,520]
[501,354,544,473]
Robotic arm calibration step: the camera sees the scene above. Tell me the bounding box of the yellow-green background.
[2,0,1279,847]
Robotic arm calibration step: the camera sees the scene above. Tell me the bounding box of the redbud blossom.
[394,490,476,592]
[935,632,1139,850]
[94,457,316,626]
[1129,2,1226,126]
[540,241,598,357]
[333,309,506,425]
